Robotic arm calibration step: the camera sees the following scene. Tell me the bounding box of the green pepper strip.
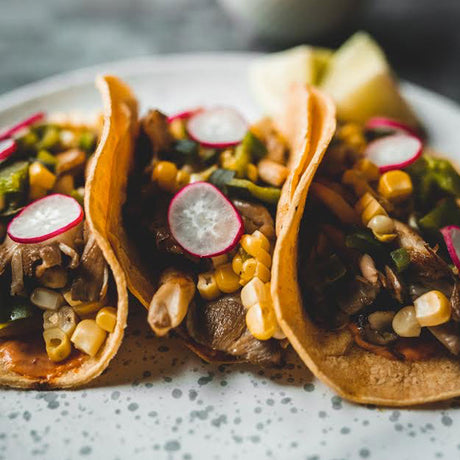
[390,248,410,273]
[418,198,460,233]
[228,178,281,205]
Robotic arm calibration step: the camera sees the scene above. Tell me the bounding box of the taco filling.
[122,106,294,365]
[0,112,120,384]
[300,119,460,361]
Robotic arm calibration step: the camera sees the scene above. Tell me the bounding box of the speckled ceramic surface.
[1,54,460,460]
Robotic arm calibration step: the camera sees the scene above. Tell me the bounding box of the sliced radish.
[167,108,202,123]
[441,226,460,271]
[0,138,17,162]
[364,133,423,173]
[0,112,45,141]
[187,107,248,148]
[365,117,417,136]
[168,182,243,258]
[7,194,83,244]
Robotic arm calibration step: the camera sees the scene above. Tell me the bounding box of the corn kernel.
[175,169,190,190]
[241,277,267,309]
[63,290,103,316]
[367,215,396,242]
[354,159,380,181]
[53,174,74,195]
[232,253,244,275]
[414,290,452,327]
[197,272,221,300]
[342,169,373,197]
[358,194,387,226]
[152,161,178,193]
[43,327,72,362]
[29,185,47,201]
[239,258,257,285]
[252,230,270,252]
[169,118,187,139]
[96,307,117,333]
[240,234,272,268]
[246,163,258,183]
[355,192,375,214]
[215,263,240,293]
[378,170,413,202]
[29,162,56,191]
[71,319,107,357]
[255,261,271,283]
[392,306,421,337]
[246,303,277,340]
[211,254,228,268]
[257,159,288,187]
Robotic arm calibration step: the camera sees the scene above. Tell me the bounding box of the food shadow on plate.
[89,297,314,390]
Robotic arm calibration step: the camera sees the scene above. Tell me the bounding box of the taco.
[0,82,128,389]
[94,75,315,366]
[273,95,460,405]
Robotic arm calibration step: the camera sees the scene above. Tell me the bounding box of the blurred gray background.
[1,0,459,102]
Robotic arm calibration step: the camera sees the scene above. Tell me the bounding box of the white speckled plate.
[1,54,460,460]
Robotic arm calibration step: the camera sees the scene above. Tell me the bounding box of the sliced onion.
[187,107,248,148]
[0,112,45,141]
[364,133,423,173]
[7,194,83,244]
[441,225,460,271]
[168,182,243,258]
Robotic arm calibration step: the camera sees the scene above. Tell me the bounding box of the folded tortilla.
[272,88,460,406]
[0,77,129,389]
[93,75,313,363]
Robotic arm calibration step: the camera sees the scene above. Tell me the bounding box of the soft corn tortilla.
[95,77,314,363]
[272,89,460,406]
[0,76,130,389]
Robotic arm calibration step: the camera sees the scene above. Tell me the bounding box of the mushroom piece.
[383,265,405,304]
[429,322,460,355]
[337,276,380,315]
[141,110,173,155]
[363,311,398,346]
[232,199,275,240]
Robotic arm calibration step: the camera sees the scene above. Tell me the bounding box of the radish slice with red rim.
[0,139,17,163]
[364,133,423,173]
[167,108,202,123]
[8,194,83,244]
[441,225,460,271]
[187,107,248,148]
[168,182,243,258]
[365,117,417,136]
[0,112,45,141]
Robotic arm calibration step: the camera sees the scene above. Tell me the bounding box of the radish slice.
[187,107,248,148]
[365,117,417,136]
[167,108,202,123]
[364,133,423,173]
[8,194,83,244]
[0,138,17,162]
[0,112,45,141]
[168,182,243,258]
[441,226,460,271]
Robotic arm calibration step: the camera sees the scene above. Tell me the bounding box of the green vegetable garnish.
[345,229,386,259]
[0,161,29,213]
[78,131,96,153]
[227,178,281,205]
[418,198,460,233]
[243,131,267,161]
[209,168,236,193]
[37,150,57,172]
[390,248,411,273]
[38,126,60,151]
[0,299,39,338]
[71,189,84,206]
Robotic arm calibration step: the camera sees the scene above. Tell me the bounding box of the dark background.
[1,0,459,102]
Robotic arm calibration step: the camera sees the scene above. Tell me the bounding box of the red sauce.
[0,335,86,380]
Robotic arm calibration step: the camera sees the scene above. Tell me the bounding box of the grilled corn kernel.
[355,192,375,214]
[378,170,413,202]
[197,272,221,300]
[232,253,244,275]
[240,234,272,268]
[359,196,387,226]
[342,169,373,197]
[71,319,107,357]
[43,327,72,362]
[96,307,117,333]
[354,159,380,182]
[215,264,240,293]
[151,161,178,193]
[212,254,228,268]
[63,290,103,316]
[239,258,257,285]
[255,262,271,283]
[251,230,270,252]
[29,185,47,201]
[43,306,78,337]
[246,163,258,183]
[29,162,56,191]
[414,290,452,327]
[367,215,396,242]
[241,277,267,309]
[257,159,288,187]
[169,118,187,139]
[392,306,421,337]
[175,169,190,190]
[53,174,74,195]
[246,303,277,340]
